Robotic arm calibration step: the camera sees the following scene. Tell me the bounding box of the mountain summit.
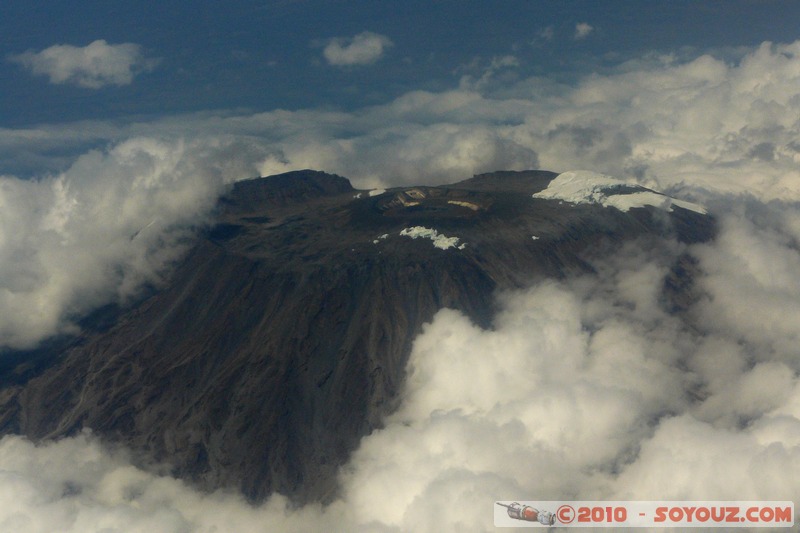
[0,169,714,503]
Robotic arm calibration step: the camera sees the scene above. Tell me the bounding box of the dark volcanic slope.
[0,169,714,503]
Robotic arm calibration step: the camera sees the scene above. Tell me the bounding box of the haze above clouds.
[1,3,799,530]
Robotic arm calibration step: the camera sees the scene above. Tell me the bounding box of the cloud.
[0,136,267,349]
[247,41,800,199]
[9,40,158,88]
[456,55,520,91]
[9,39,800,199]
[0,431,347,533]
[538,26,555,42]
[323,31,393,66]
[574,22,594,40]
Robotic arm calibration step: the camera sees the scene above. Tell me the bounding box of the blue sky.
[3,0,800,126]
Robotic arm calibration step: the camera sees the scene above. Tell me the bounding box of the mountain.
[0,169,714,503]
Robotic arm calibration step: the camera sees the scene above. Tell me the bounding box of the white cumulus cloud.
[9,39,159,88]
[0,136,266,349]
[323,31,393,66]
[574,22,594,40]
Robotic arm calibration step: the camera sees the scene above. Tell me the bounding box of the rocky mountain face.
[0,169,714,503]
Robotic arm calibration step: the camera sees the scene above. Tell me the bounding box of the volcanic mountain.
[0,169,714,503]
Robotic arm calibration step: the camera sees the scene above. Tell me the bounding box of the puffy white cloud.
[690,203,800,364]
[0,136,266,349]
[574,22,593,40]
[0,431,352,533]
[9,40,159,89]
[323,31,393,66]
[322,31,393,67]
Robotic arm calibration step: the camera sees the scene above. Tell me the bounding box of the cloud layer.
[8,39,800,198]
[323,31,393,66]
[0,136,265,349]
[9,40,158,88]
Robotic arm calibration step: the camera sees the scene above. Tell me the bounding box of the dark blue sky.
[3,0,800,126]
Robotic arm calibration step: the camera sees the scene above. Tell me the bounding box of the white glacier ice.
[533,170,707,214]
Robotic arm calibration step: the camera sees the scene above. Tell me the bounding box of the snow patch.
[399,226,466,250]
[372,233,389,244]
[368,188,386,197]
[531,235,540,240]
[533,170,707,214]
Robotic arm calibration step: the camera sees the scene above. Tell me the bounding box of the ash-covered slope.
[0,169,714,503]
